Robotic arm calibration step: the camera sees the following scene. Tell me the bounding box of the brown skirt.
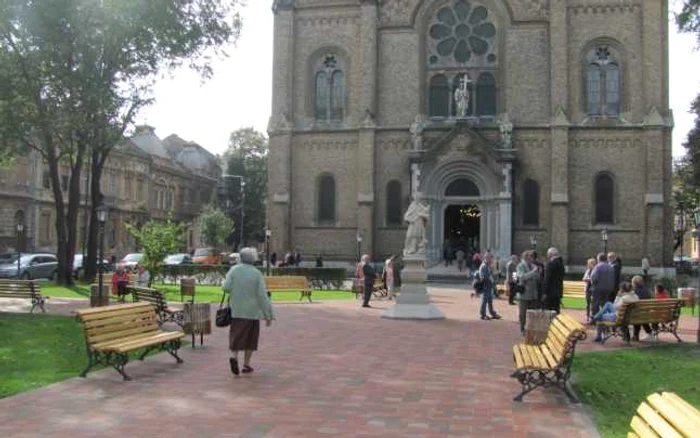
[229,318,260,351]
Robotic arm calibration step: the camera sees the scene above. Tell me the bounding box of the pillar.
[550,110,570,261]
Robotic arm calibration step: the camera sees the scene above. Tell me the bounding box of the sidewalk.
[0,289,626,437]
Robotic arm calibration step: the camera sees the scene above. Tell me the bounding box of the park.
[2,1,700,437]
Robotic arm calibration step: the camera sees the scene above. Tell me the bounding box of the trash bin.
[180,277,195,302]
[525,309,557,345]
[183,303,211,348]
[90,284,110,307]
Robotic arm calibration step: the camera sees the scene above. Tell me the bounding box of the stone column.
[642,1,664,110]
[359,0,378,118]
[643,109,668,266]
[549,0,568,113]
[550,109,570,261]
[271,2,295,122]
[498,162,513,259]
[357,121,376,256]
[268,128,293,255]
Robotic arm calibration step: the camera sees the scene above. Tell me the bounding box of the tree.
[0,0,243,285]
[199,205,235,254]
[677,4,700,184]
[125,216,185,287]
[224,128,268,247]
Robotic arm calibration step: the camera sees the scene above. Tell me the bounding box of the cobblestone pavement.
[2,287,695,438]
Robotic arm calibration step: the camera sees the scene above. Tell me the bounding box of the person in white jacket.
[591,281,639,342]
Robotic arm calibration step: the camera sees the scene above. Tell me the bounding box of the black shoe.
[490,314,502,320]
[362,304,371,308]
[242,365,254,374]
[480,315,491,320]
[229,358,240,376]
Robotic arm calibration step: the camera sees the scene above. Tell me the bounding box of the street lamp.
[265,228,272,276]
[356,232,363,262]
[693,207,700,345]
[96,205,108,302]
[222,174,245,250]
[529,235,537,251]
[601,228,609,254]
[675,212,686,263]
[16,223,24,278]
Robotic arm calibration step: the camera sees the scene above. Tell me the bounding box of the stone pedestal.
[382,256,445,320]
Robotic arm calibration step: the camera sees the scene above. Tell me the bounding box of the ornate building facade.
[0,126,219,259]
[268,0,673,270]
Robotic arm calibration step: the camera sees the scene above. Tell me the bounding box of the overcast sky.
[136,2,700,158]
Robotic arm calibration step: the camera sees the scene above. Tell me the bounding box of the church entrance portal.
[444,204,480,255]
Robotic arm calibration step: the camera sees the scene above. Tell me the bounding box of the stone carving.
[380,0,418,27]
[455,76,471,118]
[403,197,429,256]
[272,0,295,12]
[498,114,513,148]
[409,114,425,149]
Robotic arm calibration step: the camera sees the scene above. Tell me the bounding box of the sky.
[136,2,700,158]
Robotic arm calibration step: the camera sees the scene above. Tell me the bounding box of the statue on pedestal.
[498,114,513,148]
[403,197,430,256]
[409,114,425,150]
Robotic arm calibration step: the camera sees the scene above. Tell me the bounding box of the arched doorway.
[444,204,481,254]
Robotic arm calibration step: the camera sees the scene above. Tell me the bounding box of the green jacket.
[223,264,276,321]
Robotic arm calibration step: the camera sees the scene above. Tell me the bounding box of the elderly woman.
[223,248,276,376]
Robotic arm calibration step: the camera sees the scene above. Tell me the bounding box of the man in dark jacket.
[361,254,375,308]
[590,253,615,315]
[543,247,566,313]
[608,252,622,302]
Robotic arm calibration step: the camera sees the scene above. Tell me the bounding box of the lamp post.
[96,205,108,301]
[16,223,24,278]
[675,210,686,263]
[356,232,363,262]
[601,228,608,255]
[221,174,244,249]
[693,207,700,345]
[265,228,272,276]
[529,235,537,251]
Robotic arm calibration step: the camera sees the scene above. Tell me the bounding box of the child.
[592,281,639,343]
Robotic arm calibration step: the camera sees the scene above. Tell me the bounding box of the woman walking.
[384,258,397,300]
[223,247,276,376]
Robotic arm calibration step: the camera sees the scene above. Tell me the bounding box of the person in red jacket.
[654,284,670,299]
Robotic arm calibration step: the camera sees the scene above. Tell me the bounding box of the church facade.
[267,0,673,271]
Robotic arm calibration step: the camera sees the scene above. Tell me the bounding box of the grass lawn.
[0,313,86,398]
[573,344,700,438]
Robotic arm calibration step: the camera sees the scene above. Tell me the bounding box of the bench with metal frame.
[628,391,700,438]
[130,286,184,326]
[74,302,185,380]
[510,313,587,402]
[0,279,47,313]
[596,299,683,345]
[265,276,313,303]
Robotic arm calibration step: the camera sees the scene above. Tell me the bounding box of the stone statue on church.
[409,114,425,150]
[455,75,470,118]
[499,114,513,148]
[403,197,430,256]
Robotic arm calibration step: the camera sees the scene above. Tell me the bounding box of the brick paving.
[1,288,696,438]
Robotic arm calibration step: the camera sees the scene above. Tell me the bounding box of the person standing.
[384,258,397,300]
[223,248,275,376]
[315,254,323,268]
[472,250,481,272]
[136,263,150,287]
[641,257,650,281]
[478,251,501,320]
[294,249,302,267]
[532,251,546,301]
[442,239,453,267]
[608,252,622,303]
[543,247,565,313]
[270,252,277,268]
[516,251,541,334]
[456,249,465,272]
[582,258,597,323]
[361,254,375,308]
[506,254,519,305]
[590,253,615,315]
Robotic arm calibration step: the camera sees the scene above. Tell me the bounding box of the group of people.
[442,240,483,273]
[110,263,151,301]
[269,250,302,268]
[355,254,402,308]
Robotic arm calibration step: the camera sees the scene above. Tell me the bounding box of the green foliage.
[678,1,700,45]
[125,216,185,283]
[224,127,268,245]
[199,205,235,252]
[574,345,700,437]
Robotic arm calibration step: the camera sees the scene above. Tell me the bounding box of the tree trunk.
[85,151,104,282]
[64,143,86,286]
[45,142,71,286]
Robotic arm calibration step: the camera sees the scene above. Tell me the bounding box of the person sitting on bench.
[592,281,639,343]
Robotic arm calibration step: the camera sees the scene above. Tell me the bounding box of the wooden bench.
[351,278,388,300]
[74,302,185,380]
[130,286,184,327]
[0,279,47,313]
[510,313,587,402]
[597,299,683,345]
[628,391,700,438]
[563,280,586,299]
[265,276,313,303]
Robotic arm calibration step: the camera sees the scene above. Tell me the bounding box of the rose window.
[427,0,497,67]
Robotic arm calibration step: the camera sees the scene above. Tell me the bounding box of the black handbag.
[215,291,232,328]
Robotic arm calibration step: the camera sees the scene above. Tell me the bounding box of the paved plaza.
[1,288,697,438]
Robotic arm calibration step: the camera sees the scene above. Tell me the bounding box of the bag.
[472,271,484,293]
[215,291,232,328]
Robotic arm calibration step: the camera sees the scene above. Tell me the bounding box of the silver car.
[0,253,58,280]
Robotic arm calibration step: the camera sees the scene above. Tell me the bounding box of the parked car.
[72,254,112,279]
[117,253,143,270]
[163,253,193,266]
[0,253,58,280]
[0,252,16,263]
[192,248,221,265]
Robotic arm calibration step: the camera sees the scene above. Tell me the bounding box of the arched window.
[429,75,449,117]
[317,174,336,224]
[445,178,480,197]
[313,54,345,123]
[522,179,539,226]
[586,45,621,116]
[386,180,403,225]
[595,173,614,224]
[476,73,496,115]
